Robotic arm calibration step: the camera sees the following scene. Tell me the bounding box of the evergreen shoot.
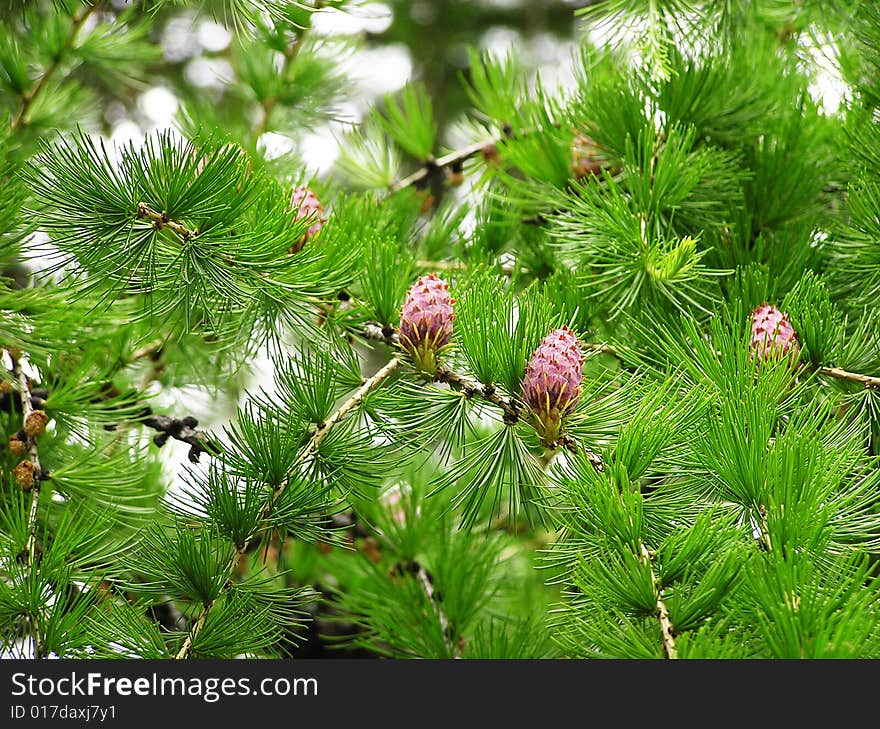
[1,0,879,661]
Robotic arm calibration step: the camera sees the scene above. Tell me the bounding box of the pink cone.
[572,129,603,180]
[750,304,799,361]
[522,326,584,446]
[289,186,325,253]
[399,273,455,376]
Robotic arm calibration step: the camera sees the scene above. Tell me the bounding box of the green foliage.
[373,83,437,161]
[1,0,880,662]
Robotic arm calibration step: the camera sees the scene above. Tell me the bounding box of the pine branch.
[136,202,198,241]
[10,351,46,659]
[9,1,101,131]
[435,366,521,424]
[127,336,167,365]
[819,366,880,390]
[175,356,403,659]
[757,504,772,553]
[415,563,460,659]
[414,259,528,277]
[361,320,613,422]
[639,543,677,660]
[253,38,301,141]
[359,321,605,468]
[362,320,398,347]
[173,602,209,660]
[389,139,498,193]
[0,387,47,414]
[308,356,401,453]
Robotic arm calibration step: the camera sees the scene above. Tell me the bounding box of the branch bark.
[10,352,46,659]
[136,202,197,240]
[175,356,402,659]
[389,139,498,193]
[639,543,677,660]
[434,366,521,424]
[416,564,460,659]
[10,2,101,131]
[819,366,880,390]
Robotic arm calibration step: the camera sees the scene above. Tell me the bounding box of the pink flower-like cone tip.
[289,186,325,253]
[399,273,455,376]
[572,129,604,180]
[750,304,799,361]
[522,326,585,447]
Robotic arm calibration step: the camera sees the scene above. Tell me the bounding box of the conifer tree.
[1,0,879,660]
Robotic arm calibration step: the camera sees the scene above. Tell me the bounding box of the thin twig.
[136,203,197,240]
[175,357,402,659]
[757,504,772,553]
[253,39,301,141]
[390,139,498,193]
[308,357,401,454]
[11,353,45,658]
[819,366,880,390]
[434,366,521,424]
[359,322,605,467]
[127,336,167,365]
[360,321,613,417]
[416,564,460,659]
[9,1,101,131]
[173,605,209,660]
[414,259,528,277]
[639,543,677,660]
[362,320,399,347]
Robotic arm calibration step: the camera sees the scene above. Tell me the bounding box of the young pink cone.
[522,326,585,447]
[572,129,603,180]
[399,273,455,376]
[289,186,325,253]
[750,304,799,361]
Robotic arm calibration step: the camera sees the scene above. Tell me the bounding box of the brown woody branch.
[9,352,46,658]
[359,321,604,469]
[415,563,460,659]
[136,203,197,240]
[360,321,612,429]
[639,543,677,660]
[819,366,880,390]
[360,320,522,421]
[434,366,521,425]
[389,140,499,194]
[10,1,101,131]
[176,356,402,659]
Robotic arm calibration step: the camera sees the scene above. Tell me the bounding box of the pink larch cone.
[399,273,455,376]
[572,129,604,180]
[522,326,585,447]
[289,186,325,253]
[750,304,799,361]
